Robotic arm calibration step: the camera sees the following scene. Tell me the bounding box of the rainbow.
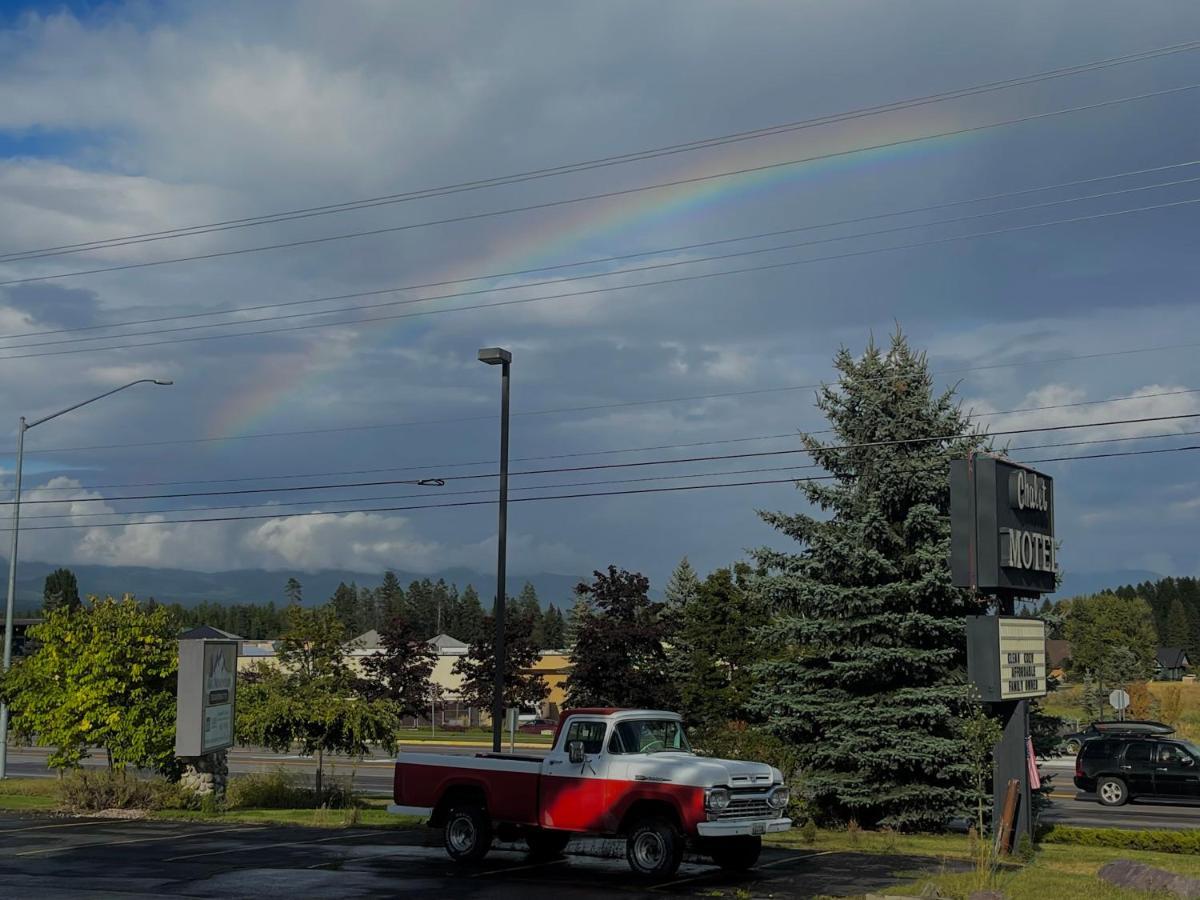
[206,103,976,443]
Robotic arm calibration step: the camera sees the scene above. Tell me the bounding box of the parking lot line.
[471,856,570,878]
[648,850,839,891]
[0,819,112,835]
[16,824,263,857]
[161,828,381,862]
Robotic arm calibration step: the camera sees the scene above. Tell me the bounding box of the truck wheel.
[444,804,492,862]
[625,817,684,879]
[709,835,762,871]
[1097,777,1128,807]
[525,829,571,858]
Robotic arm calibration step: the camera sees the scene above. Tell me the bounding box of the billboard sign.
[176,639,237,756]
[966,616,1048,701]
[951,455,1056,596]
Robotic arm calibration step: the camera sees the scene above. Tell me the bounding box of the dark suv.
[1075,735,1200,805]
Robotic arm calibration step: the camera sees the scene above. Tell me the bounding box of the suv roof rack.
[1092,720,1175,736]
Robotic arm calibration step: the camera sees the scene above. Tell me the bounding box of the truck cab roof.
[551,708,682,743]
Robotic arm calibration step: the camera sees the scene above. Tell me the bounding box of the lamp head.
[152,379,174,386]
[477,347,512,366]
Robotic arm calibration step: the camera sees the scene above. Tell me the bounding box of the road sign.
[1109,689,1130,711]
[175,639,237,756]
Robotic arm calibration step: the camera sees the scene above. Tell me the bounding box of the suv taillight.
[1075,755,1083,778]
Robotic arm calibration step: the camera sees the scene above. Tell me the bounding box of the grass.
[0,777,61,811]
[771,826,1200,899]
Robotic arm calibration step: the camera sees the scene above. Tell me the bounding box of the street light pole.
[0,378,172,780]
[478,348,511,754]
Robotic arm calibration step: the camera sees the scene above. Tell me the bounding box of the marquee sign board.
[966,616,1048,701]
[951,455,1056,596]
[175,639,237,756]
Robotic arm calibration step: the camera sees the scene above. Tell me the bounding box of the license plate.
[751,822,766,835]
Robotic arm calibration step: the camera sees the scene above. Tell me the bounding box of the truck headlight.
[767,785,790,810]
[705,787,731,811]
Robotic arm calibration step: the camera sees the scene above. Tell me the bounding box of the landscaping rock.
[1098,859,1200,899]
[179,749,229,801]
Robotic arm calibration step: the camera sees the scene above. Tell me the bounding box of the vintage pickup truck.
[389,707,792,878]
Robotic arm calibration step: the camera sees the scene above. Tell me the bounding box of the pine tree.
[565,592,591,648]
[1164,597,1191,649]
[750,332,983,830]
[541,604,566,649]
[43,568,81,613]
[455,585,485,643]
[329,582,360,634]
[514,583,544,647]
[664,557,701,614]
[376,571,405,623]
[284,577,303,605]
[565,566,675,709]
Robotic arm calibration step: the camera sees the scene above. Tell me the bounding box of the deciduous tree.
[452,612,548,711]
[360,614,436,717]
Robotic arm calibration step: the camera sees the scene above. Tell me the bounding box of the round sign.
[1109,689,1131,711]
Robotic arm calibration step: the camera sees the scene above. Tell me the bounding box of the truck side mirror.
[568,740,585,765]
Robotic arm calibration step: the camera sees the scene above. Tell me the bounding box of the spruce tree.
[43,568,81,613]
[284,577,303,605]
[377,571,406,622]
[1164,597,1191,649]
[542,604,566,649]
[750,332,983,830]
[456,585,485,643]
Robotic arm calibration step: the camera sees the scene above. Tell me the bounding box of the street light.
[0,378,173,779]
[478,347,511,754]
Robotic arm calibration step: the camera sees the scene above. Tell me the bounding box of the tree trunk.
[106,747,113,770]
[316,747,324,805]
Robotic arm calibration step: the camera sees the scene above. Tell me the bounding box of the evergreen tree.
[455,585,486,643]
[376,571,406,623]
[452,612,548,710]
[43,567,81,613]
[284,577,303,605]
[541,604,566,649]
[1064,593,1157,681]
[675,563,765,728]
[565,591,591,648]
[664,557,701,612]
[514,583,544,647]
[329,582,360,634]
[358,585,379,631]
[360,613,436,716]
[565,566,674,709]
[750,332,983,830]
[1164,597,1191,649]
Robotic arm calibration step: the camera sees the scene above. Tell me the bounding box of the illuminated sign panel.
[966,616,1048,701]
[176,640,237,756]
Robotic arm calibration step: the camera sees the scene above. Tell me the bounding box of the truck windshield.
[611,719,692,754]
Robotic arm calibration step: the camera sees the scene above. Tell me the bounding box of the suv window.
[564,720,606,754]
[1123,742,1153,763]
[1159,744,1195,767]
[1081,740,1119,760]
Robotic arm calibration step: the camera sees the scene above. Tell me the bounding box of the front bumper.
[696,817,792,837]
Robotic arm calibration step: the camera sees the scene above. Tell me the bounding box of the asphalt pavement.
[0,811,961,899]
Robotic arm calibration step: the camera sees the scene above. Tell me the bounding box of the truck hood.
[612,753,781,788]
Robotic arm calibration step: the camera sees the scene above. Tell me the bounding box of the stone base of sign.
[179,749,228,800]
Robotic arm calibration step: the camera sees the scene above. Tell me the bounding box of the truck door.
[1153,742,1200,798]
[1118,741,1156,795]
[540,718,611,832]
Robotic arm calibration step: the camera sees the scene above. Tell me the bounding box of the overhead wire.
[4,38,1198,264]
[3,156,1199,344]
[6,166,1200,353]
[12,385,1200,493]
[4,80,1200,290]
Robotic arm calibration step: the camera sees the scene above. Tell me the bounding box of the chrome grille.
[714,790,781,821]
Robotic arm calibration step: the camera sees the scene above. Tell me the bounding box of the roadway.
[8,746,1200,830]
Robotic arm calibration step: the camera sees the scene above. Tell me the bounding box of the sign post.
[175,639,237,800]
[952,454,1054,848]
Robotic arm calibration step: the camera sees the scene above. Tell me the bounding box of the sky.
[0,1,1199,593]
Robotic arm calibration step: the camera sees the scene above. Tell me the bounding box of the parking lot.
[0,812,958,898]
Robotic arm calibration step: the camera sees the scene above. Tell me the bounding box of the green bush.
[1041,825,1200,855]
[226,768,356,810]
[60,769,180,811]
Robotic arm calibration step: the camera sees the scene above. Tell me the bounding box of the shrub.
[1041,825,1200,855]
[225,768,356,810]
[691,721,806,819]
[60,769,180,811]
[1127,681,1155,720]
[1015,832,1036,863]
[1160,684,1183,726]
[799,819,818,845]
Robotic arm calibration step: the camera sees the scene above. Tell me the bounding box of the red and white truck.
[389,708,792,878]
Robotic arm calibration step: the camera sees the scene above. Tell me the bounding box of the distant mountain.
[9,561,587,612]
[1054,569,1165,600]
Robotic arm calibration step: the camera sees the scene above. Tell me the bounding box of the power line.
[4,81,1200,290]
[6,156,1200,344]
[12,385,1200,492]
[21,425,1200,522]
[5,38,1197,265]
[8,410,1199,507]
[4,190,1200,367]
[11,439,1200,533]
[8,167,1200,352]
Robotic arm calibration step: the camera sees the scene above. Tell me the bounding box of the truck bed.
[392,751,543,825]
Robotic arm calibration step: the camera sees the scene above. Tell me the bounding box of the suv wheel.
[444,804,492,862]
[1064,738,1082,755]
[625,817,684,879]
[1097,776,1128,807]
